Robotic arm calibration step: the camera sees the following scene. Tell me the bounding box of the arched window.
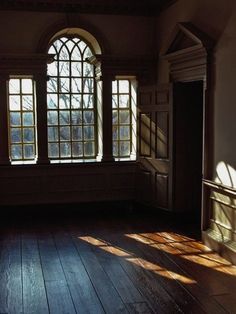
[47,36,96,161]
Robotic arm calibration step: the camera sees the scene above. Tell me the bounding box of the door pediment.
[164,22,214,58]
[163,22,214,82]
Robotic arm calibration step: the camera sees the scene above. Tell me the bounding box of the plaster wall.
[156,0,236,188]
[0,11,155,55]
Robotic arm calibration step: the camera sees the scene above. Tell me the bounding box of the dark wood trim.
[0,0,177,16]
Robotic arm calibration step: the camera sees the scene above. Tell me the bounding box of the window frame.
[47,35,98,162]
[7,76,38,164]
[112,77,137,161]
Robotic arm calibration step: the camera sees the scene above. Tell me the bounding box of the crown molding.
[0,0,177,17]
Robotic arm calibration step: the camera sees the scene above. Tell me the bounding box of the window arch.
[47,35,97,161]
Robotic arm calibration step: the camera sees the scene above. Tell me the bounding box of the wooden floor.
[0,205,236,314]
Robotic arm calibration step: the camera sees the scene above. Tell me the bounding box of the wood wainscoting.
[0,162,137,206]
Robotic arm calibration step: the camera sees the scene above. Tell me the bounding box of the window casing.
[47,36,97,161]
[3,32,137,165]
[8,78,37,164]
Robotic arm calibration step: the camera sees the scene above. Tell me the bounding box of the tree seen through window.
[8,78,37,162]
[47,36,96,160]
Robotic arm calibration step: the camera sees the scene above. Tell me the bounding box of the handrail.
[203,179,236,197]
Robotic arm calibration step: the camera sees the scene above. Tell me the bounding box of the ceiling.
[0,0,177,16]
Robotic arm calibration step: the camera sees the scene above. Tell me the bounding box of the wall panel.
[0,163,136,205]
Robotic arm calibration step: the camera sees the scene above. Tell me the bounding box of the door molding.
[162,22,214,229]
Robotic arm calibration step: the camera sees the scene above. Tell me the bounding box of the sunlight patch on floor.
[78,235,197,284]
[125,232,236,276]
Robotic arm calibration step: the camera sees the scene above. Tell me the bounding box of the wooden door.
[136,84,173,210]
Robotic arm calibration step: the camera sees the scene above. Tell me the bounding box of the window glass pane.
[48,127,58,141]
[48,111,58,125]
[84,63,93,77]
[23,112,34,126]
[72,126,82,140]
[22,79,33,94]
[120,141,130,156]
[58,61,70,76]
[119,110,130,124]
[113,126,118,140]
[59,94,70,109]
[60,126,70,141]
[71,46,81,61]
[10,112,21,126]
[113,141,118,156]
[23,128,34,142]
[83,46,93,60]
[119,95,129,108]
[47,94,58,109]
[59,45,70,60]
[48,62,57,76]
[84,126,94,140]
[9,96,21,111]
[71,78,81,93]
[112,110,118,124]
[119,80,129,93]
[66,40,74,52]
[112,81,117,94]
[47,78,57,93]
[83,95,94,108]
[9,79,20,94]
[83,79,94,93]
[71,62,82,77]
[48,45,56,55]
[83,111,94,124]
[71,95,82,108]
[23,144,34,159]
[59,78,70,93]
[59,111,70,125]
[48,143,59,157]
[112,95,118,108]
[120,126,130,140]
[84,142,94,156]
[72,142,83,157]
[22,95,33,111]
[53,39,63,53]
[78,41,87,53]
[11,128,21,143]
[71,110,82,125]
[11,145,22,159]
[60,142,71,157]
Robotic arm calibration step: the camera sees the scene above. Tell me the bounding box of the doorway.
[173,81,204,224]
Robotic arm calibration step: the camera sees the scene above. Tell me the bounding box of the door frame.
[162,22,214,230]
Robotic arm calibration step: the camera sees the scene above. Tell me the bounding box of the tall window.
[47,36,96,161]
[112,79,136,159]
[8,78,37,163]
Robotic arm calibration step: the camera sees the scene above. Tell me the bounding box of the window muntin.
[47,36,96,160]
[112,79,132,158]
[8,78,37,163]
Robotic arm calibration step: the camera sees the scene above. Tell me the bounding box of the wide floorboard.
[0,206,236,313]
